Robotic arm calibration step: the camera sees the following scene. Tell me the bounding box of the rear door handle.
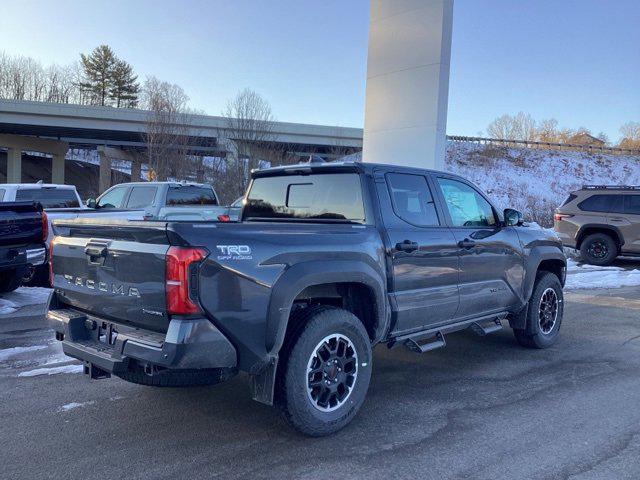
[396,240,419,253]
[457,238,476,249]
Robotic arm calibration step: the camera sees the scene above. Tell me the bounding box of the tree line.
[486,112,639,150]
[0,45,138,108]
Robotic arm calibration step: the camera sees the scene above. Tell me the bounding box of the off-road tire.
[22,264,51,287]
[0,269,22,293]
[580,233,617,266]
[116,367,233,387]
[276,306,372,437]
[513,272,564,349]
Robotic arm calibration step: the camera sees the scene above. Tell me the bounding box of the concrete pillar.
[51,151,66,184]
[6,147,22,183]
[97,149,112,194]
[363,0,454,170]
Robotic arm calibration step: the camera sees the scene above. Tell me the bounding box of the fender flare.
[264,260,388,355]
[575,224,625,248]
[522,247,567,302]
[511,248,566,331]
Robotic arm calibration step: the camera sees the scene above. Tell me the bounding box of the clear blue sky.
[1,0,638,141]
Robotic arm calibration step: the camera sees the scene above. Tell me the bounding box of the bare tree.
[619,121,640,149]
[487,112,537,142]
[222,88,277,198]
[141,76,193,181]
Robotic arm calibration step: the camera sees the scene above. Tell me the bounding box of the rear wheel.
[0,269,22,293]
[513,272,564,349]
[276,306,372,436]
[580,233,617,266]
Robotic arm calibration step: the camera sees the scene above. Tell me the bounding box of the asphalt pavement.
[1,286,639,480]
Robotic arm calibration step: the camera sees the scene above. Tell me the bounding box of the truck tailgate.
[51,220,171,332]
[0,202,44,246]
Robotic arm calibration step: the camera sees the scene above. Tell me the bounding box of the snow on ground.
[1,287,51,315]
[0,345,48,361]
[446,142,640,215]
[58,401,95,412]
[18,364,84,377]
[564,259,640,290]
[0,298,19,315]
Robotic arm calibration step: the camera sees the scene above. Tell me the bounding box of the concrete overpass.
[0,99,363,190]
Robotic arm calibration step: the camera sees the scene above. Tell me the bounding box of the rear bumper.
[26,247,46,266]
[47,308,237,376]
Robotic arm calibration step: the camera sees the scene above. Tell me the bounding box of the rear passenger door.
[610,194,640,254]
[433,175,524,319]
[125,185,158,209]
[377,171,460,335]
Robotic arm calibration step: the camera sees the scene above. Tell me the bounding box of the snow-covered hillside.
[446,142,640,225]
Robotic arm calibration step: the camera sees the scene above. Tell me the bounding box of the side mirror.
[504,208,523,227]
[86,198,97,209]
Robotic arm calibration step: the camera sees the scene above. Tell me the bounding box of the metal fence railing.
[447,135,640,156]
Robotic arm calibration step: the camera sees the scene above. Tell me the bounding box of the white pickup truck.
[0,181,227,285]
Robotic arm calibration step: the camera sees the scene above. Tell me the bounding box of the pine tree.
[80,45,117,106]
[109,59,139,108]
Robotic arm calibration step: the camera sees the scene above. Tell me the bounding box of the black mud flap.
[250,355,278,405]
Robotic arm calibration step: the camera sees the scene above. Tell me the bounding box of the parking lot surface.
[2,286,640,480]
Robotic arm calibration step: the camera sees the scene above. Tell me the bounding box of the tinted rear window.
[166,186,218,206]
[16,188,79,208]
[244,173,365,222]
[625,195,640,215]
[560,194,577,206]
[577,194,621,213]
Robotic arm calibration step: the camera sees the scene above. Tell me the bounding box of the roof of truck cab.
[109,182,213,187]
[251,161,454,178]
[1,183,77,190]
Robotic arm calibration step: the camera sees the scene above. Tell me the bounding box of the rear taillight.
[48,239,55,287]
[165,247,207,315]
[217,214,231,222]
[554,213,573,222]
[41,211,49,242]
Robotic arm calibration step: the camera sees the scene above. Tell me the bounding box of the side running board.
[394,313,508,354]
[404,332,446,353]
[469,318,503,336]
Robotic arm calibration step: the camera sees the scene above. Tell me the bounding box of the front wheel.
[276,306,372,436]
[513,272,564,349]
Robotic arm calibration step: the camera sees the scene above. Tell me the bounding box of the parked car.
[48,160,566,436]
[554,185,640,265]
[0,202,47,293]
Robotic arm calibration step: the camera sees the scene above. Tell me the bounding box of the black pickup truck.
[48,161,566,436]
[0,202,48,293]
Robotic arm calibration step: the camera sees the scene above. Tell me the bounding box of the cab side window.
[386,173,439,227]
[437,178,496,227]
[97,186,127,209]
[126,186,157,208]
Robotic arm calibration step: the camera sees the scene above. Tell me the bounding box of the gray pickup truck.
[48,161,566,436]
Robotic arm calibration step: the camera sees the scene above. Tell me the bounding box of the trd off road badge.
[216,245,253,260]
